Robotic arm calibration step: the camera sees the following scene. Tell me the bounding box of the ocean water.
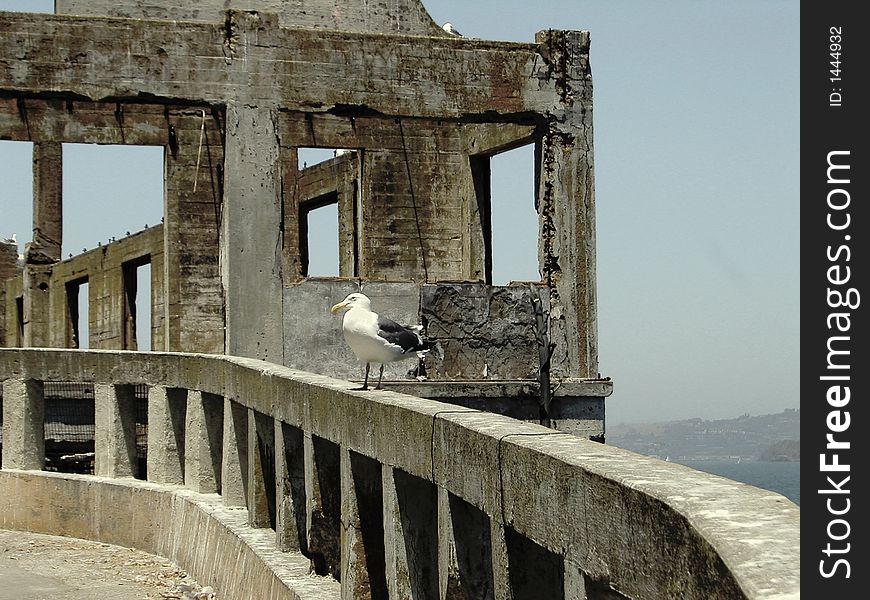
[675,459,800,505]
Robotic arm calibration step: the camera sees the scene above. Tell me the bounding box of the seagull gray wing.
[376,316,424,353]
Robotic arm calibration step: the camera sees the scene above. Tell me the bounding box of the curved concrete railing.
[0,349,799,599]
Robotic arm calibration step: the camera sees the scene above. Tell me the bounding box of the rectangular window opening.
[0,140,34,259]
[65,277,88,349]
[478,144,541,286]
[15,295,24,346]
[295,147,359,278]
[122,256,152,351]
[62,143,163,258]
[300,194,340,278]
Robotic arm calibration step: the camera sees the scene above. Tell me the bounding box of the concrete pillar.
[337,155,359,278]
[163,108,225,353]
[535,30,597,380]
[275,421,306,551]
[222,104,284,363]
[221,397,248,507]
[146,386,186,485]
[22,265,51,347]
[382,466,438,600]
[94,383,138,478]
[1,378,44,470]
[184,390,223,493]
[340,449,387,600]
[305,433,341,578]
[247,409,275,529]
[31,141,63,261]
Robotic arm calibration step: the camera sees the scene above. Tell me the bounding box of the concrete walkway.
[0,529,214,600]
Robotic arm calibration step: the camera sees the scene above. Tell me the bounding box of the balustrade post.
[248,409,275,529]
[184,390,223,493]
[340,448,387,600]
[221,398,248,507]
[438,489,497,600]
[382,466,438,599]
[147,385,186,484]
[1,378,44,470]
[94,383,137,478]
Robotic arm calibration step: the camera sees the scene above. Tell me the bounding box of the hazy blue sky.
[0,1,799,424]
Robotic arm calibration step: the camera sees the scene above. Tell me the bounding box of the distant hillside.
[607,409,799,461]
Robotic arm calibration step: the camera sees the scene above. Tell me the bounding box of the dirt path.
[0,529,215,600]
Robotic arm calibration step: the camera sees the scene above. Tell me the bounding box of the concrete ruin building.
[0,0,610,438]
[0,4,802,599]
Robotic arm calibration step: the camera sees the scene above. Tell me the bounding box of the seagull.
[330,293,429,390]
[442,22,462,36]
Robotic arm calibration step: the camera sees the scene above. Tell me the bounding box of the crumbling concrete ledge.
[0,470,339,600]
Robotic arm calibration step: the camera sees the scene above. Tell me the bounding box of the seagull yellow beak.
[330,301,348,314]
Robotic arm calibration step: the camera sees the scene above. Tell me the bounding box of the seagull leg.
[352,363,370,391]
[375,364,385,390]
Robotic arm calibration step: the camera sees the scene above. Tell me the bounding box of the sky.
[0,1,799,424]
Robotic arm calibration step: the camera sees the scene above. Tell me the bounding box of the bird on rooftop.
[2,233,16,245]
[442,22,462,36]
[330,293,429,390]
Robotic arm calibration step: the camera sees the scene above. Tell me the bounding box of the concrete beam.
[0,13,578,120]
[0,378,44,470]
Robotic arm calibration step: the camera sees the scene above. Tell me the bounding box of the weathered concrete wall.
[2,278,23,347]
[283,279,551,382]
[55,0,450,37]
[0,8,598,380]
[0,471,340,600]
[0,102,224,354]
[421,283,546,380]
[4,226,164,350]
[0,348,800,600]
[283,278,420,381]
[279,114,492,283]
[0,12,560,119]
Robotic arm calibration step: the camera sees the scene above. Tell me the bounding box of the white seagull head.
[330,292,372,314]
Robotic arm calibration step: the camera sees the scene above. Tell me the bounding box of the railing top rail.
[0,348,799,599]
